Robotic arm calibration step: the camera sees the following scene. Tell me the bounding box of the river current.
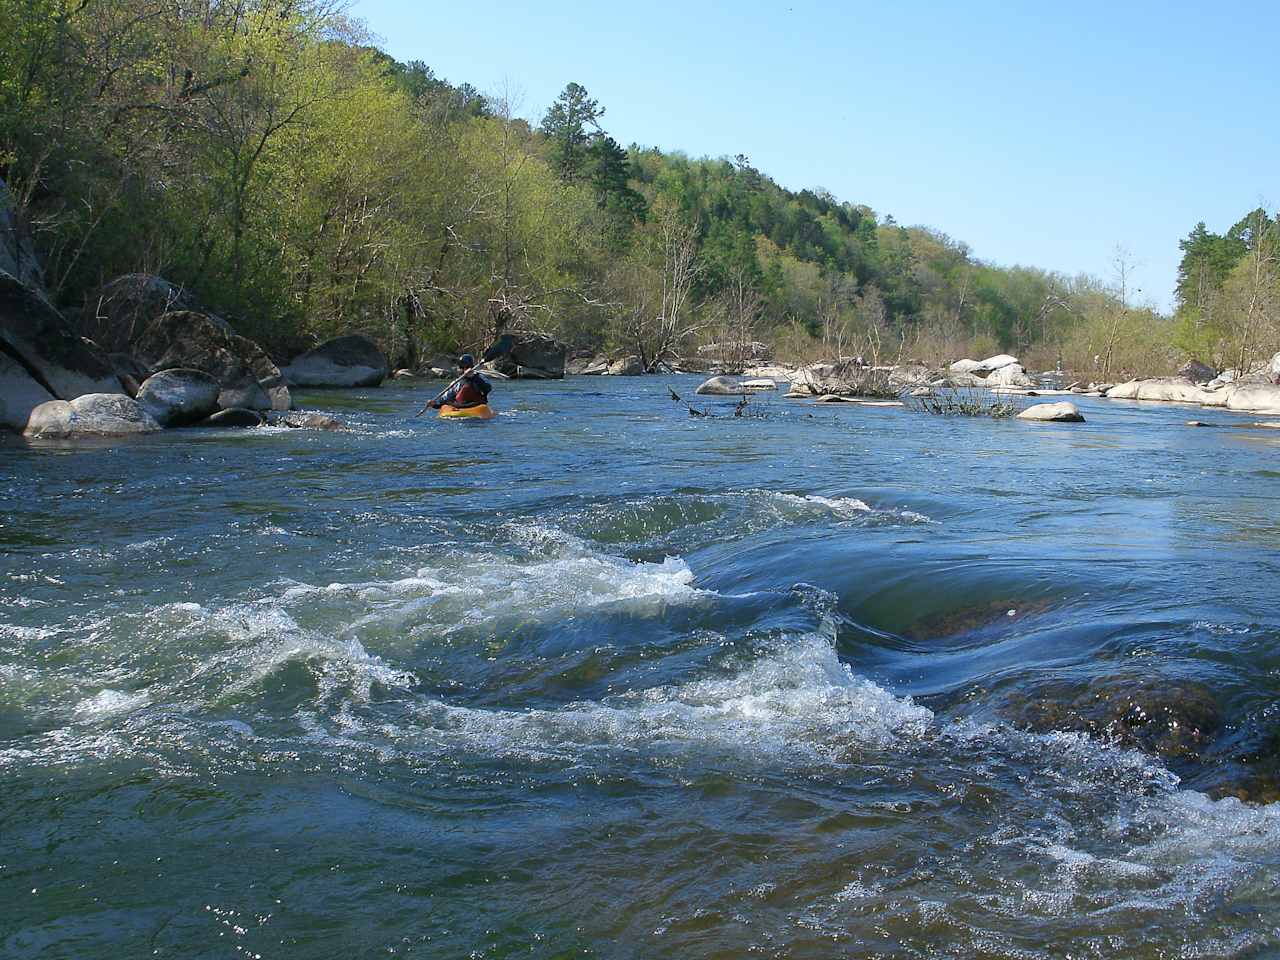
[2,375,1279,958]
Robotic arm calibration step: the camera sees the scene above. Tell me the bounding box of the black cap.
[458,354,475,369]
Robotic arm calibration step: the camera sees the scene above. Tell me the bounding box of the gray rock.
[0,272,123,400]
[0,177,43,288]
[137,368,221,426]
[198,407,264,428]
[1178,359,1218,384]
[1105,377,1211,404]
[491,333,567,379]
[696,375,752,396]
[80,274,197,353]
[1225,383,1280,415]
[132,310,286,411]
[888,363,934,387]
[1017,401,1085,423]
[949,358,985,375]
[23,393,161,437]
[986,363,1037,388]
[604,356,645,376]
[0,350,55,431]
[265,410,347,431]
[283,334,388,388]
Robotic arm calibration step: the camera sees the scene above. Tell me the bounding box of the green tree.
[539,82,604,181]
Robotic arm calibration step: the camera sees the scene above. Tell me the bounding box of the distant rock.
[986,363,1037,388]
[490,333,566,379]
[1225,383,1280,416]
[949,358,985,375]
[0,272,123,401]
[697,375,751,396]
[137,368,222,427]
[1178,359,1218,384]
[283,334,388,388]
[198,407,264,428]
[392,368,416,379]
[604,355,644,376]
[1105,377,1211,404]
[946,372,988,388]
[1017,401,1084,423]
[23,393,161,438]
[0,350,55,432]
[888,363,933,387]
[567,354,609,376]
[742,364,794,379]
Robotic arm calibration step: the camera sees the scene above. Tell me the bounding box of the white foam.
[73,688,149,718]
[404,632,933,764]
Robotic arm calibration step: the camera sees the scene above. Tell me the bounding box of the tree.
[539,82,603,181]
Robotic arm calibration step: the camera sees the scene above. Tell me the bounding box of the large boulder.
[490,333,566,379]
[0,350,55,431]
[604,355,644,376]
[0,272,123,401]
[132,310,289,411]
[949,358,985,375]
[23,393,161,438]
[283,334,388,388]
[80,274,196,352]
[978,353,1020,373]
[1225,383,1280,415]
[0,177,42,288]
[1105,377,1212,404]
[696,375,752,396]
[567,354,609,376]
[986,363,1037,388]
[1178,359,1218,384]
[1017,401,1084,423]
[136,368,221,426]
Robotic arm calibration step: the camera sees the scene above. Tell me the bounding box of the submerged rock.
[265,410,347,431]
[23,393,161,438]
[1017,401,1084,423]
[137,368,221,427]
[283,334,388,388]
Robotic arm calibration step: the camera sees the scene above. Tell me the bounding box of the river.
[3,375,1279,958]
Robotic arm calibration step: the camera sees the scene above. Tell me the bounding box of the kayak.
[438,403,495,420]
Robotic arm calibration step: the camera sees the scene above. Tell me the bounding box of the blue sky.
[353,1,1278,311]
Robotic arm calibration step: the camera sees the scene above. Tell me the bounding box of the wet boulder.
[1006,676,1221,761]
[282,334,388,388]
[265,410,347,431]
[137,368,221,427]
[0,350,55,431]
[0,272,123,401]
[132,310,289,411]
[23,393,161,438]
[490,333,566,379]
[1017,401,1084,422]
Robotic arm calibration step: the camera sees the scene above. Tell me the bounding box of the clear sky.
[352,0,1277,311]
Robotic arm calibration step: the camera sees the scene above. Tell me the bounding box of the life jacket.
[451,375,489,407]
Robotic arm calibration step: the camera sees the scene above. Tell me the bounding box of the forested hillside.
[2,0,1275,377]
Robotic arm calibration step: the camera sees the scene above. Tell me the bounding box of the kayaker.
[429,354,491,410]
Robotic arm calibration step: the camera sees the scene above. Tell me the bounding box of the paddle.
[414,334,515,417]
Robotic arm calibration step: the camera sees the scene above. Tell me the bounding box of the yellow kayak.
[438,403,495,420]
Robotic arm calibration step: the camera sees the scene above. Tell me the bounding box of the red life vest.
[452,378,486,407]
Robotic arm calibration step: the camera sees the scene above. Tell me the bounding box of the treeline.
[2,0,1273,378]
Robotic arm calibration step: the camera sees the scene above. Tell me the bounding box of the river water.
[2,376,1279,958]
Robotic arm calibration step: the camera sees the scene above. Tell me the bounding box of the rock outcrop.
[490,333,566,379]
[132,310,290,411]
[0,350,55,431]
[283,334,388,388]
[604,356,644,376]
[137,368,222,427]
[1225,383,1280,415]
[0,272,123,401]
[23,393,161,438]
[1105,377,1211,404]
[1178,359,1218,384]
[1017,401,1085,422]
